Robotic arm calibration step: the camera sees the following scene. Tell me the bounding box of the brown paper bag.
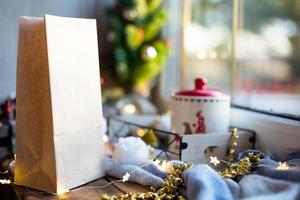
[14,15,105,194]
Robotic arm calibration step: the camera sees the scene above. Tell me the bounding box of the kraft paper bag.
[14,15,105,193]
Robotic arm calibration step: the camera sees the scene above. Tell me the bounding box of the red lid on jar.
[176,78,226,97]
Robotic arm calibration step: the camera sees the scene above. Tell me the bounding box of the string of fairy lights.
[0,128,294,200]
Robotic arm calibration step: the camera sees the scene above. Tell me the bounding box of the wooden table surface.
[12,177,150,200]
[2,144,150,200]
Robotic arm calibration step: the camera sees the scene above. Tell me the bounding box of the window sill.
[230,106,300,160]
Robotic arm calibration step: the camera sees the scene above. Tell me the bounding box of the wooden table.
[11,177,150,200]
[2,144,150,200]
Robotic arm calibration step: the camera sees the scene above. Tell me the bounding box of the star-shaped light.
[210,156,220,166]
[122,172,130,182]
[276,162,289,170]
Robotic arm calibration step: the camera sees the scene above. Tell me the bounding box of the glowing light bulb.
[122,172,130,182]
[146,46,157,59]
[208,51,218,59]
[196,51,206,59]
[123,104,136,114]
[276,162,289,170]
[137,129,146,137]
[0,179,11,184]
[154,160,173,173]
[103,134,108,143]
[57,185,69,196]
[209,156,220,166]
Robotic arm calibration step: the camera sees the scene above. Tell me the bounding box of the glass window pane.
[184,0,232,94]
[235,0,300,118]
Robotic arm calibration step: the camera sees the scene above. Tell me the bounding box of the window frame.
[161,0,300,157]
[179,0,300,120]
[231,106,300,160]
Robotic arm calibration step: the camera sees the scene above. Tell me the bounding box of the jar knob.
[195,78,207,90]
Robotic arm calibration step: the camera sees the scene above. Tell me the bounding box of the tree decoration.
[141,45,158,61]
[108,0,170,93]
[122,9,138,21]
[125,25,145,50]
[107,32,115,42]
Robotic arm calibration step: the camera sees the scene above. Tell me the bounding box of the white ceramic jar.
[171,78,230,135]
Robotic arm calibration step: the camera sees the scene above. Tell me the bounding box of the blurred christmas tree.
[108,0,170,93]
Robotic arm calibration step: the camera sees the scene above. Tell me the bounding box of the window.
[235,0,300,118]
[182,0,232,95]
[162,0,300,119]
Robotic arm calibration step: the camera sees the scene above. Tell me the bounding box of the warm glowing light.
[154,160,173,173]
[57,186,69,195]
[220,52,229,59]
[208,51,218,59]
[184,24,227,54]
[210,156,220,166]
[276,162,289,170]
[196,51,206,59]
[146,46,157,59]
[0,179,11,184]
[137,129,146,137]
[122,172,130,182]
[123,104,136,114]
[103,134,108,143]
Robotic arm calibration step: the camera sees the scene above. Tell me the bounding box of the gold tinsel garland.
[101,163,192,200]
[219,152,262,179]
[101,128,262,199]
[226,128,239,162]
[220,128,262,179]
